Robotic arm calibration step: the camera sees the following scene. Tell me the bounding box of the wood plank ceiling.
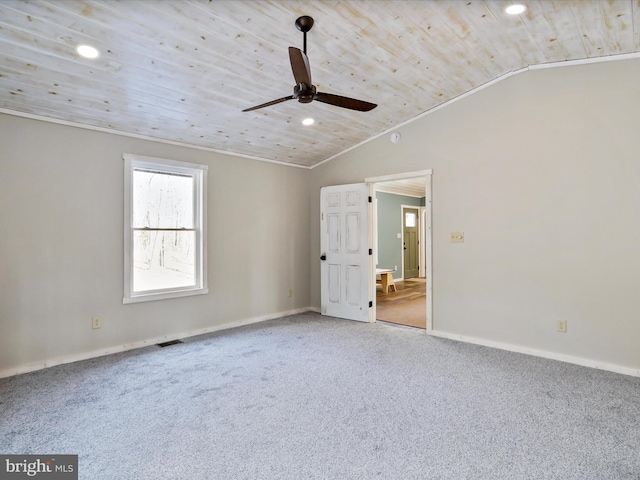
[1,1,638,168]
[376,177,427,198]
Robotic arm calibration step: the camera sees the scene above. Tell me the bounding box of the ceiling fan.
[242,16,377,113]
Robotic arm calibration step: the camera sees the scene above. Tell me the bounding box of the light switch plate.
[397,233,401,238]
[450,232,464,243]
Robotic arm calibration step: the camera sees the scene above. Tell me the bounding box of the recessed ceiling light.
[76,44,100,59]
[302,118,314,126]
[505,4,526,15]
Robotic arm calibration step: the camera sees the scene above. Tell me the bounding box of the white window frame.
[123,153,208,304]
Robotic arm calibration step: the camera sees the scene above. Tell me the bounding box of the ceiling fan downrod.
[295,15,314,55]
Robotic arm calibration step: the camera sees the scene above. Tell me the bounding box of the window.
[405,211,416,228]
[123,153,207,303]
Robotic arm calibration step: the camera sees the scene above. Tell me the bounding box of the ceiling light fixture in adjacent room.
[76,44,100,59]
[302,118,314,126]
[505,4,527,15]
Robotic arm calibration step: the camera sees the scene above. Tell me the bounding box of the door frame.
[365,170,433,332]
[419,206,427,280]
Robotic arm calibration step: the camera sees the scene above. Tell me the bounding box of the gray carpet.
[1,312,639,479]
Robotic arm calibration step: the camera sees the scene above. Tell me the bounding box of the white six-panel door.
[320,183,369,322]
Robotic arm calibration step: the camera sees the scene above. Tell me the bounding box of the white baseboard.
[9,310,635,380]
[428,329,640,378]
[0,307,313,379]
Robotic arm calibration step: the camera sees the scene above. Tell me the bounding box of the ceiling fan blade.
[314,92,377,112]
[289,47,312,86]
[242,96,294,112]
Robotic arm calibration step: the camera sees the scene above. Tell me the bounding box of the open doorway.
[366,171,432,331]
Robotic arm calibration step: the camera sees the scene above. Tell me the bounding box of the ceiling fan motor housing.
[294,83,316,103]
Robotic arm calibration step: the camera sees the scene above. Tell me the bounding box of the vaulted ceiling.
[1,1,638,168]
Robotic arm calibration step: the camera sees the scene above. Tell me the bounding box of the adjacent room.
[1,1,639,479]
[374,178,428,330]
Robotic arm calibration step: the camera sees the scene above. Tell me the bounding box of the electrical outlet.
[92,317,102,329]
[288,289,293,298]
[557,320,567,333]
[450,232,464,243]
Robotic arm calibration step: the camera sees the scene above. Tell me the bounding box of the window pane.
[133,230,196,292]
[132,170,194,228]
[405,212,416,227]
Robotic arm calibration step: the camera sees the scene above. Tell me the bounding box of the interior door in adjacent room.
[403,207,419,279]
[320,183,370,322]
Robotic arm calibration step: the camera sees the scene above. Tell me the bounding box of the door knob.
[320,254,327,261]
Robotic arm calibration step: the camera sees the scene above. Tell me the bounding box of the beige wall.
[310,58,640,372]
[3,58,639,377]
[0,114,310,375]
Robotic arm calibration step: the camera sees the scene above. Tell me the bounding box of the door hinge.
[368,196,372,203]
[369,248,373,255]
[369,301,373,308]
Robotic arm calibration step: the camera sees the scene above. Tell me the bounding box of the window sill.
[123,287,209,304]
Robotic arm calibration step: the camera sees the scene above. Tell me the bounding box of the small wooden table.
[376,268,396,293]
